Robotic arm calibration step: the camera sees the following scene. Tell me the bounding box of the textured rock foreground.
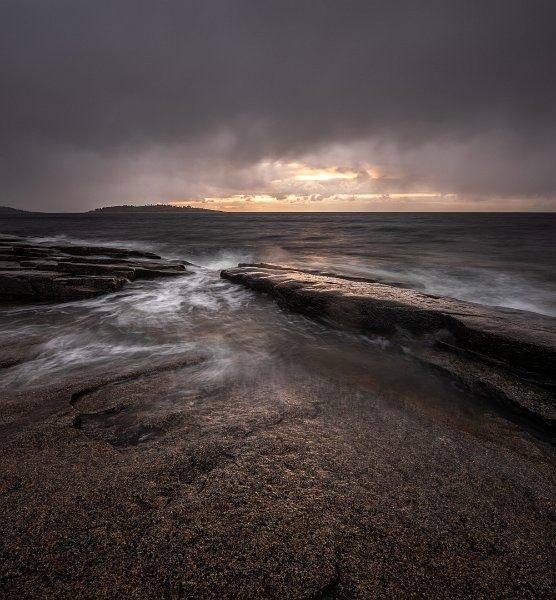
[0,258,554,598]
[222,264,556,439]
[0,236,189,301]
[2,341,555,598]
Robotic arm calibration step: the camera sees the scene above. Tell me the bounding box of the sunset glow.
[166,157,455,211]
[293,168,359,182]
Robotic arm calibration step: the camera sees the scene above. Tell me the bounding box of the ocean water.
[2,212,554,315]
[0,212,554,426]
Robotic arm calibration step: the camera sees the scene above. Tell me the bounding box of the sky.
[1,0,555,212]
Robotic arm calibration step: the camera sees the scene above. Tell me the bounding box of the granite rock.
[0,238,189,302]
[222,264,556,438]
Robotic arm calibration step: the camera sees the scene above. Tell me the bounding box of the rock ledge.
[0,237,190,301]
[222,264,556,439]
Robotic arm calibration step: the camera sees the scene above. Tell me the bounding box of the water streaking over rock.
[222,264,556,439]
[0,236,190,301]
[0,229,555,598]
[1,212,554,316]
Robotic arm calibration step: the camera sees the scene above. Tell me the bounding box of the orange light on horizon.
[294,168,359,182]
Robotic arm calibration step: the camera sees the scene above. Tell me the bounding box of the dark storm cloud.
[1,0,555,209]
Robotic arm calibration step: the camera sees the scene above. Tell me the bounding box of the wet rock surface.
[0,254,555,599]
[0,236,189,302]
[222,265,556,439]
[1,351,554,599]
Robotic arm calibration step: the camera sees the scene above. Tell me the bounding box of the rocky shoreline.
[0,236,190,302]
[1,243,555,598]
[222,264,556,441]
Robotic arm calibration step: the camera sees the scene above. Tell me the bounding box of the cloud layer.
[1,1,555,210]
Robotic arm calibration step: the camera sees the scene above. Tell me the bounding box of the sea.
[2,212,554,313]
[0,212,554,430]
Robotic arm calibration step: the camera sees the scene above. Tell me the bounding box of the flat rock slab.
[0,237,190,302]
[222,264,556,438]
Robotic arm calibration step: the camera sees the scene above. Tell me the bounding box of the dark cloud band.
[1,0,555,209]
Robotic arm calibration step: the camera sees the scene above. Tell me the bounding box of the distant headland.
[0,204,222,214]
[0,206,34,214]
[88,204,221,213]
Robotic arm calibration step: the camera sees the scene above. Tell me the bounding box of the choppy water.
[0,212,553,435]
[2,212,554,314]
